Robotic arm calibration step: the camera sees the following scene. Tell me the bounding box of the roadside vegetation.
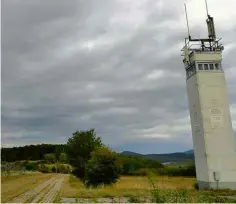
[59,173,236,203]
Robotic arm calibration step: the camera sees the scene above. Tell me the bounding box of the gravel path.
[8,174,65,203]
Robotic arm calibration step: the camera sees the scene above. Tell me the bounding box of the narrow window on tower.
[198,64,203,70]
[187,70,191,78]
[204,64,209,70]
[215,63,219,70]
[210,64,214,70]
[192,64,196,74]
[189,68,192,77]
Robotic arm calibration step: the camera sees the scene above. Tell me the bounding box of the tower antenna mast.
[184,3,191,40]
[205,0,209,16]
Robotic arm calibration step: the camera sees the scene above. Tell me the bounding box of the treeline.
[119,154,163,175]
[1,144,164,172]
[118,155,195,177]
[1,144,66,162]
[1,134,195,180]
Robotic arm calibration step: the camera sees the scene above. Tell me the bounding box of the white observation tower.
[182,1,236,190]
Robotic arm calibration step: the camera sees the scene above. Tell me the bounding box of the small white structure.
[182,5,236,189]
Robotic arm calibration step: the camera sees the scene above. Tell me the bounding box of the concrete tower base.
[198,181,236,190]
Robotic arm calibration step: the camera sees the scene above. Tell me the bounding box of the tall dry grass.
[1,172,56,203]
[59,174,195,198]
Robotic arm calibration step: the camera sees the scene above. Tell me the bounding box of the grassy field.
[2,173,236,203]
[60,174,236,203]
[60,174,196,198]
[1,172,56,203]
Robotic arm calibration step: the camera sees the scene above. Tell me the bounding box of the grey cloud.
[2,0,236,153]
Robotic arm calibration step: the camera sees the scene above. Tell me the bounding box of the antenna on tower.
[182,0,223,54]
[184,3,191,40]
[205,0,216,39]
[205,0,209,15]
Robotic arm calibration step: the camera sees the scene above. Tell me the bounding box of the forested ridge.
[1,144,66,162]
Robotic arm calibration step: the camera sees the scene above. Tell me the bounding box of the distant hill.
[121,149,194,164]
[120,151,143,156]
[184,149,194,154]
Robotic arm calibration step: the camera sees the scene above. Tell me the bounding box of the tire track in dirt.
[8,176,57,203]
[30,178,59,203]
[39,175,64,203]
[8,174,65,203]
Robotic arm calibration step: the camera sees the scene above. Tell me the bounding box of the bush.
[52,166,56,173]
[168,188,191,203]
[119,155,163,176]
[25,162,37,171]
[156,163,196,177]
[194,182,199,190]
[151,188,167,203]
[196,192,233,203]
[136,168,148,176]
[183,163,196,177]
[84,147,121,187]
[37,164,51,173]
[56,164,71,174]
[37,163,71,174]
[59,153,68,163]
[122,168,158,176]
[148,172,191,203]
[156,167,168,175]
[151,188,192,203]
[128,196,142,203]
[44,153,56,164]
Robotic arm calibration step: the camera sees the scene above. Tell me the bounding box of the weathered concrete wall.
[186,68,236,189]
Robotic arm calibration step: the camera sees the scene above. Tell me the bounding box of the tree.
[44,153,56,164]
[66,129,103,178]
[84,147,122,187]
[59,153,68,163]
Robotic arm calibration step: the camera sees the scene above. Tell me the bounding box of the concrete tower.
[182,3,236,189]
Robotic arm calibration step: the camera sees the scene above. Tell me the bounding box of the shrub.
[196,190,235,203]
[84,147,121,187]
[44,153,56,164]
[148,171,167,203]
[128,196,142,203]
[196,192,232,203]
[137,168,148,176]
[150,188,167,203]
[183,163,196,177]
[51,166,56,173]
[56,164,71,174]
[151,188,192,203]
[167,188,191,203]
[148,172,191,203]
[156,167,168,175]
[194,182,199,190]
[59,153,68,163]
[37,164,51,173]
[119,155,163,176]
[156,163,196,177]
[25,162,37,171]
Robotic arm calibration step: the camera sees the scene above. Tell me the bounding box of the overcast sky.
[2,0,236,153]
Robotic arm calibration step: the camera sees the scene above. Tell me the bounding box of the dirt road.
[8,174,65,203]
